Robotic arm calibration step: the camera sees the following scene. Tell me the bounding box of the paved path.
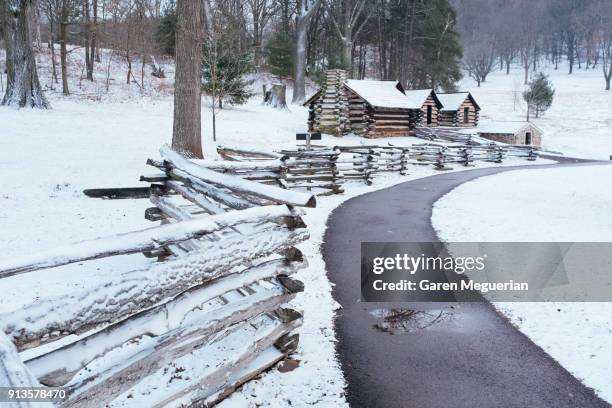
[323,162,610,408]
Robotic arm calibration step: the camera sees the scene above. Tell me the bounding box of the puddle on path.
[371,308,454,334]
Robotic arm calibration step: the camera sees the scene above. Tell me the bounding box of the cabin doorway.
[427,105,432,125]
[525,132,532,145]
[463,107,469,124]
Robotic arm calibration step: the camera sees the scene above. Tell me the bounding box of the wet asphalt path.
[323,161,610,408]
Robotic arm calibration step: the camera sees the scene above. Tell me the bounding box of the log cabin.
[477,121,543,146]
[304,69,477,137]
[437,92,481,127]
[403,89,443,127]
[305,79,418,137]
[342,79,422,137]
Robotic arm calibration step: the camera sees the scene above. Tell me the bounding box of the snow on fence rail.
[215,139,538,194]
[0,146,315,407]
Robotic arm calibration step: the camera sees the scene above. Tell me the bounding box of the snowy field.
[0,50,541,407]
[1,45,610,406]
[459,63,612,160]
[432,165,612,403]
[0,95,543,406]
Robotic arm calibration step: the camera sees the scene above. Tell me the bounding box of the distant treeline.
[453,0,612,89]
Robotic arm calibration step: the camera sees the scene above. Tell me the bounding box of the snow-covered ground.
[432,165,612,403]
[1,45,610,405]
[0,94,543,406]
[459,63,612,160]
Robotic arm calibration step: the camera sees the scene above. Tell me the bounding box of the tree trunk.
[343,28,352,73]
[292,13,308,103]
[50,17,58,84]
[125,19,132,85]
[172,0,204,158]
[253,20,261,67]
[606,77,611,91]
[89,0,98,76]
[292,1,319,104]
[568,35,575,74]
[264,84,287,109]
[60,0,70,95]
[1,0,50,108]
[84,0,93,81]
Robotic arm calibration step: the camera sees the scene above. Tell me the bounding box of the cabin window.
[427,105,433,125]
[463,107,469,124]
[525,132,532,145]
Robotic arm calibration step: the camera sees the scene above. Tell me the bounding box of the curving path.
[323,160,610,408]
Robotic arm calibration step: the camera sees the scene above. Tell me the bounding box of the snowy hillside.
[432,165,612,403]
[459,63,612,160]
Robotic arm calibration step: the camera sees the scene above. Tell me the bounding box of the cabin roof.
[303,89,322,106]
[344,80,422,109]
[437,92,481,112]
[477,121,542,135]
[402,89,442,109]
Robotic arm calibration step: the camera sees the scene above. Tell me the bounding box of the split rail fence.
[0,146,315,407]
[214,131,538,195]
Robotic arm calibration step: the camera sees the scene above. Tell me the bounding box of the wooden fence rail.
[216,138,538,193]
[0,145,315,407]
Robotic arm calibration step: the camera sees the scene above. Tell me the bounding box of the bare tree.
[41,0,60,85]
[292,0,319,103]
[1,0,50,108]
[172,0,204,158]
[324,0,371,73]
[246,0,276,67]
[59,0,78,95]
[596,1,612,90]
[82,0,99,80]
[464,35,495,86]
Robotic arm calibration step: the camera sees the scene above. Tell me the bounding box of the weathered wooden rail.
[0,145,315,407]
[216,139,538,193]
[414,126,539,160]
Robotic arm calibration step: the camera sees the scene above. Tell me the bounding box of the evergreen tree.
[523,73,555,119]
[202,45,255,109]
[265,31,294,81]
[413,0,463,91]
[155,0,177,56]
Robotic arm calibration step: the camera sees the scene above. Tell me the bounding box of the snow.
[0,44,576,406]
[432,165,612,403]
[460,62,612,159]
[402,89,436,109]
[437,92,470,112]
[344,79,423,109]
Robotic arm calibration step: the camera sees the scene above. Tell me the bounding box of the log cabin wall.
[366,107,413,138]
[344,86,414,138]
[346,88,372,136]
[420,93,440,127]
[438,111,456,127]
[438,98,479,127]
[458,98,479,127]
[307,69,350,136]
